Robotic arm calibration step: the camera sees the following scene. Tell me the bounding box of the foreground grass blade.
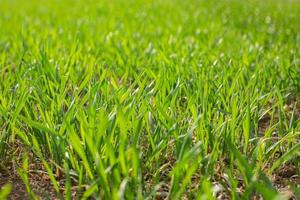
[0,184,12,200]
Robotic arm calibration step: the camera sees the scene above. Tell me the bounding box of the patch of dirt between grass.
[0,141,63,200]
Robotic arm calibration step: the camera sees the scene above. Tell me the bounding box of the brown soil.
[0,142,63,200]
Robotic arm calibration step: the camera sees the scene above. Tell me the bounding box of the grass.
[0,0,299,199]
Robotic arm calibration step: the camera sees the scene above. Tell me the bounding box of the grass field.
[0,0,300,199]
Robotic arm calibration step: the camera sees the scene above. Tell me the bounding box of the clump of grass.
[0,0,299,199]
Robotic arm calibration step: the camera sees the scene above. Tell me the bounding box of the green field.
[0,0,300,199]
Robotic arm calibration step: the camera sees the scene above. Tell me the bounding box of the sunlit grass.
[0,0,299,199]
